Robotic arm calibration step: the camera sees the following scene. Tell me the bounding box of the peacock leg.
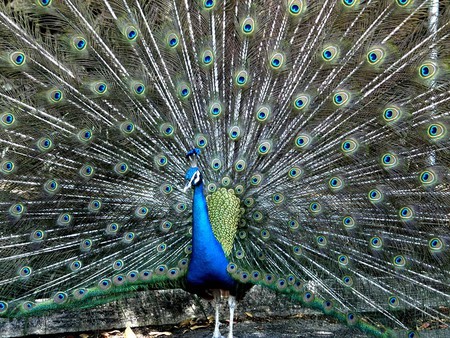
[213,290,223,338]
[227,295,236,338]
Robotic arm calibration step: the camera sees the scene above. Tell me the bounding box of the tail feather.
[0,1,449,336]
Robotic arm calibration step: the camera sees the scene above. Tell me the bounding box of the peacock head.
[184,167,202,191]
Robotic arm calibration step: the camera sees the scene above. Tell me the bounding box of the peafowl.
[0,0,449,337]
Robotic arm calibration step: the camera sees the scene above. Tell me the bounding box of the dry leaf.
[291,313,305,319]
[245,312,253,318]
[178,319,192,327]
[148,331,172,337]
[124,324,136,338]
[190,325,209,330]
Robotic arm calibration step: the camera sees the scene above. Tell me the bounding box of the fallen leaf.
[124,324,136,338]
[148,331,172,337]
[178,319,191,327]
[190,325,209,330]
[245,312,253,318]
[291,313,304,319]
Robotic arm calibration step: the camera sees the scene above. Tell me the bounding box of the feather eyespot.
[167,33,179,48]
[256,106,271,122]
[70,260,82,272]
[201,49,214,65]
[288,167,302,179]
[342,216,355,228]
[80,239,93,251]
[211,158,222,170]
[160,123,175,137]
[73,37,87,51]
[19,266,32,278]
[368,188,383,203]
[288,220,300,230]
[370,236,383,249]
[229,126,241,140]
[322,46,338,61]
[270,52,284,69]
[0,302,8,314]
[38,0,52,7]
[317,235,327,246]
[10,51,26,66]
[250,174,262,186]
[427,123,446,140]
[31,229,45,242]
[328,176,343,191]
[383,106,402,123]
[396,0,412,7]
[48,89,63,102]
[294,134,312,149]
[178,83,191,98]
[44,179,59,194]
[342,0,356,6]
[1,112,16,128]
[272,193,284,204]
[293,94,310,111]
[125,26,138,41]
[241,18,255,35]
[399,206,414,220]
[123,232,135,243]
[79,164,94,179]
[57,213,72,226]
[98,278,112,290]
[203,0,215,9]
[428,237,443,252]
[333,91,350,106]
[234,159,246,172]
[338,254,349,266]
[37,137,54,152]
[114,162,129,175]
[209,102,223,117]
[235,70,249,86]
[288,0,304,15]
[342,275,353,286]
[77,128,93,143]
[1,160,16,174]
[9,203,25,218]
[367,48,385,65]
[257,141,272,155]
[419,62,437,79]
[393,255,406,268]
[381,153,398,168]
[309,201,321,214]
[133,83,145,95]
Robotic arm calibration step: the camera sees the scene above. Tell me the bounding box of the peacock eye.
[322,45,338,61]
[241,17,255,35]
[125,26,138,40]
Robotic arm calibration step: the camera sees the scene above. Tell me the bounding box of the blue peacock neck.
[186,180,236,290]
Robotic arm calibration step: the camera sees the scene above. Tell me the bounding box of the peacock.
[0,0,449,337]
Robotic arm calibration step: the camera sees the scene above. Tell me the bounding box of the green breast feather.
[206,188,242,256]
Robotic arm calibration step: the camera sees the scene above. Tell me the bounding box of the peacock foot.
[212,326,223,338]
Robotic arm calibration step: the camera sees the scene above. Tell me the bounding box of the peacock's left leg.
[213,291,223,338]
[227,295,236,338]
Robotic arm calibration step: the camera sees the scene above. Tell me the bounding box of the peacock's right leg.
[212,290,223,338]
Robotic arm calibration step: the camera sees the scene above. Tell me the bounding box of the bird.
[0,0,449,337]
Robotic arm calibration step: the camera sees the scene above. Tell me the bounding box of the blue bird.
[0,1,449,338]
